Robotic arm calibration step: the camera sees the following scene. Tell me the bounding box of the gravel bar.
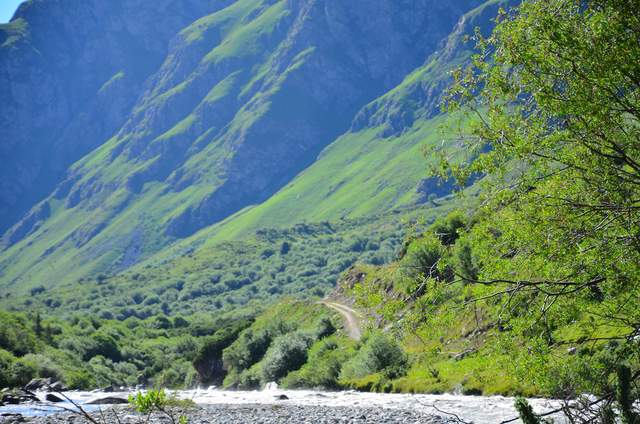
[1,404,449,424]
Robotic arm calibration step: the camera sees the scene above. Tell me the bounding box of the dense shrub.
[150,316,172,330]
[62,368,94,389]
[193,320,250,384]
[84,333,121,362]
[402,235,444,280]
[173,316,189,328]
[340,333,407,380]
[30,286,45,296]
[282,337,356,390]
[431,212,466,246]
[261,332,312,383]
[20,353,63,381]
[223,329,272,372]
[0,312,39,356]
[10,356,39,386]
[0,348,16,388]
[312,318,337,340]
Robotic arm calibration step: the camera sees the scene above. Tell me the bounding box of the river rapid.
[0,387,567,423]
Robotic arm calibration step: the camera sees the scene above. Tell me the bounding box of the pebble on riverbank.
[5,404,447,424]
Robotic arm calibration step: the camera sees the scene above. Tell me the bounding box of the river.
[0,387,567,423]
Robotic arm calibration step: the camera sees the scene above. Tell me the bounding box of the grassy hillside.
[0,0,487,295]
[0,201,464,318]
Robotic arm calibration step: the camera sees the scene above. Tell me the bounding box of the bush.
[20,353,63,381]
[223,329,272,372]
[150,316,172,330]
[84,333,121,362]
[514,397,542,424]
[173,316,189,328]
[312,318,336,340]
[431,212,466,246]
[0,348,16,388]
[62,368,94,389]
[238,367,262,388]
[10,356,38,386]
[30,286,46,296]
[454,238,478,281]
[282,337,356,390]
[193,321,249,384]
[0,312,39,356]
[261,332,312,383]
[340,333,407,381]
[402,236,444,280]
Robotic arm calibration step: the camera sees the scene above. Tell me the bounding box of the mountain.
[0,0,233,235]
[0,0,501,297]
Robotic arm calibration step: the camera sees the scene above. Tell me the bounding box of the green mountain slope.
[0,0,487,293]
[0,1,505,325]
[0,0,230,234]
[140,0,504,267]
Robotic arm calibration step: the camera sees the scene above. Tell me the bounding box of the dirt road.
[321,301,362,340]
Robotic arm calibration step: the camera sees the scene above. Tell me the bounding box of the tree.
[436,0,640,414]
[84,333,121,362]
[34,312,42,337]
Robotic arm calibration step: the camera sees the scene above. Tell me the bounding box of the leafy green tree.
[223,329,272,372]
[0,349,16,388]
[431,212,466,246]
[84,333,121,362]
[439,0,640,399]
[34,313,42,337]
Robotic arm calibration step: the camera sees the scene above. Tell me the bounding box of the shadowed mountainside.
[0,0,504,294]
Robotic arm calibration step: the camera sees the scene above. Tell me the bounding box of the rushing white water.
[0,387,567,423]
[180,387,567,423]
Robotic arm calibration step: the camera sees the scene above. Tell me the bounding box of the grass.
[204,1,289,64]
[180,0,269,45]
[99,71,125,94]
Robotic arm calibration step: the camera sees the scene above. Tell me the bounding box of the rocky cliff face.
[0,0,493,290]
[0,0,232,234]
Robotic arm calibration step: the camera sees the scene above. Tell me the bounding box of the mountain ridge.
[0,0,499,296]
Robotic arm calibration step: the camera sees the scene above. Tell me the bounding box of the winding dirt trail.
[321,301,362,340]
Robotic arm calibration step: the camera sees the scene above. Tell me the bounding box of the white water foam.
[0,388,568,423]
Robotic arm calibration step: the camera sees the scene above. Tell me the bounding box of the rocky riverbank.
[0,388,568,423]
[2,404,447,423]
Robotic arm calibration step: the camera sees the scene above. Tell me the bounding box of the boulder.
[45,393,65,403]
[0,413,24,422]
[1,394,20,405]
[274,394,289,400]
[10,390,38,404]
[86,396,129,405]
[24,378,52,392]
[47,381,66,392]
